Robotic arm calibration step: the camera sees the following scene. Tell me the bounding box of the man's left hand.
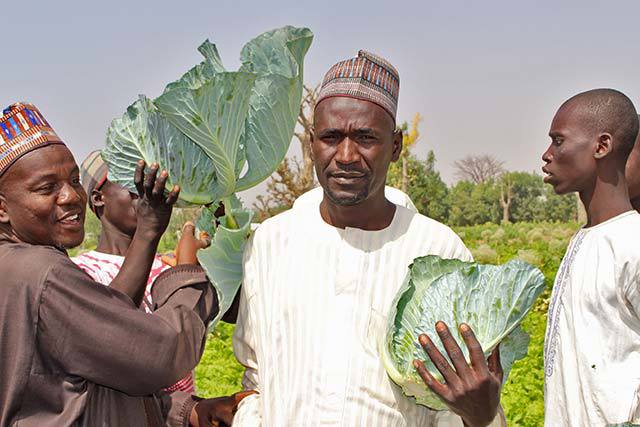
[413,322,502,427]
[189,391,256,427]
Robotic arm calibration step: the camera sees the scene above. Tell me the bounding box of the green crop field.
[74,212,578,426]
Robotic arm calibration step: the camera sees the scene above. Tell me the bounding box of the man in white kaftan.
[233,50,506,427]
[233,200,511,426]
[542,89,640,426]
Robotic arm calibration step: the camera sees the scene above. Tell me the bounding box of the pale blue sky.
[2,0,639,203]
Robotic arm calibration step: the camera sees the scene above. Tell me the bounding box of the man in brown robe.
[0,102,226,426]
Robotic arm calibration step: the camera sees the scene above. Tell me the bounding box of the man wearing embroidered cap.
[0,103,239,426]
[232,52,506,426]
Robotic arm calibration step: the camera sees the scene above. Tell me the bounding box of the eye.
[320,133,342,144]
[35,183,56,194]
[552,137,563,146]
[357,134,376,143]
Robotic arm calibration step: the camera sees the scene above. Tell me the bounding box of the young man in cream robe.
[232,51,506,427]
[542,90,640,425]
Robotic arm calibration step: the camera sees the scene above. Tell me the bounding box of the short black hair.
[561,89,639,158]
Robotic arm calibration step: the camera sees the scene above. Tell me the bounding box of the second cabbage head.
[381,255,545,410]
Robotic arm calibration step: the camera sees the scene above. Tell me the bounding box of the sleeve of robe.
[37,255,218,397]
[231,234,263,426]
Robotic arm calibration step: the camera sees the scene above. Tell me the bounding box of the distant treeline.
[386,151,577,226]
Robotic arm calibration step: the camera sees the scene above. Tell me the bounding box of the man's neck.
[95,222,133,256]
[581,174,633,227]
[319,191,396,230]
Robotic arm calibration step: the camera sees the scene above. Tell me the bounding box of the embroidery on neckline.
[544,230,587,378]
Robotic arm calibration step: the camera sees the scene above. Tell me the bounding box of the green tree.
[531,185,578,222]
[387,150,450,222]
[448,180,501,226]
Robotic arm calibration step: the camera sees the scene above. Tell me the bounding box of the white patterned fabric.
[232,200,507,426]
[544,210,640,426]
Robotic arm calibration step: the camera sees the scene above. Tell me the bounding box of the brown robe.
[0,239,219,426]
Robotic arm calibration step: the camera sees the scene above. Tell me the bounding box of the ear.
[309,129,316,162]
[594,133,613,159]
[91,189,105,208]
[391,128,403,162]
[0,194,9,224]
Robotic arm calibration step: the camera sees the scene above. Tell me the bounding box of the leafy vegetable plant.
[381,255,545,410]
[102,26,313,325]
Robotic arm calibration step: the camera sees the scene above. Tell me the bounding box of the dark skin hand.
[108,160,180,305]
[189,390,257,427]
[413,322,502,427]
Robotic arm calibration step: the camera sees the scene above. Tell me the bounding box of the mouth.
[329,173,367,185]
[58,211,82,227]
[541,166,553,183]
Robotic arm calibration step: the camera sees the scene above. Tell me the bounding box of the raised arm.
[110,160,180,305]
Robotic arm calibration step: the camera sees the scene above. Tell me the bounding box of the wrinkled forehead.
[314,97,394,132]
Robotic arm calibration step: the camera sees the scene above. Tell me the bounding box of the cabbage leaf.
[381,255,545,410]
[102,26,313,328]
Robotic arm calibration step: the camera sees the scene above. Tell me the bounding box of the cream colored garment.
[233,201,506,426]
[544,211,640,426]
[293,185,418,212]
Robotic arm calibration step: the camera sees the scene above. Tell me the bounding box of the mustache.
[327,164,370,177]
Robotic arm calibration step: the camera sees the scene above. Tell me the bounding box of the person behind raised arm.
[232,51,505,426]
[541,90,640,425]
[0,102,238,426]
[72,150,205,393]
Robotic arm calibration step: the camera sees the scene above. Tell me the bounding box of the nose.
[542,145,553,163]
[335,137,360,165]
[58,182,84,206]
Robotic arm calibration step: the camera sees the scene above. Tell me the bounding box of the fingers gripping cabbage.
[381,255,545,410]
[102,27,313,327]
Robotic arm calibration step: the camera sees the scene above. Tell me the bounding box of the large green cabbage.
[102,26,313,325]
[381,255,545,410]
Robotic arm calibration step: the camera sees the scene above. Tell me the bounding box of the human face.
[542,104,598,195]
[94,180,138,236]
[625,133,640,206]
[0,144,86,248]
[311,97,401,206]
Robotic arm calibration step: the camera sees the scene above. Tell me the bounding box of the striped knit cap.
[0,102,64,177]
[80,150,109,212]
[316,50,400,121]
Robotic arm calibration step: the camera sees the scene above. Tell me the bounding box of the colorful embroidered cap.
[0,102,64,176]
[316,50,400,121]
[80,150,109,212]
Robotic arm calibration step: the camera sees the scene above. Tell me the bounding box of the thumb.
[182,221,196,236]
[196,231,211,249]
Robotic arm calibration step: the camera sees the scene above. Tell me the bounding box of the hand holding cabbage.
[382,255,545,414]
[414,322,503,426]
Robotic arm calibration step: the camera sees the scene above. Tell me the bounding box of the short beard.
[324,187,369,206]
